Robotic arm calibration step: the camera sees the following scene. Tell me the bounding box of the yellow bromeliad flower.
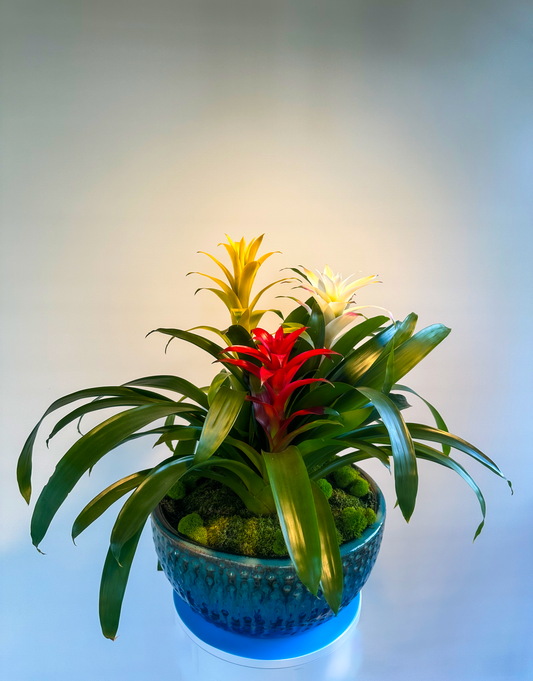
[294,264,393,347]
[190,235,291,331]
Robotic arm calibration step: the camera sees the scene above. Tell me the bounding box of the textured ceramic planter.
[152,467,385,638]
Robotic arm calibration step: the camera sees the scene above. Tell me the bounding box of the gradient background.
[1,1,532,679]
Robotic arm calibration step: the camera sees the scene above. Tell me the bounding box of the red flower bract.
[220,326,339,451]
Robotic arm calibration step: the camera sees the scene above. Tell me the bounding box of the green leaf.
[356,324,451,390]
[153,426,202,447]
[263,447,321,595]
[310,408,373,439]
[111,456,193,560]
[316,316,389,378]
[124,375,209,410]
[279,419,344,448]
[148,328,244,384]
[406,423,508,483]
[283,298,312,325]
[99,527,143,640]
[72,469,151,541]
[30,403,190,549]
[193,386,246,464]
[311,481,343,614]
[331,323,396,384]
[225,325,255,347]
[17,385,166,504]
[412,443,486,540]
[357,387,418,521]
[46,396,174,445]
[382,343,395,394]
[301,439,351,470]
[224,436,265,476]
[314,442,391,477]
[307,299,325,349]
[294,382,354,411]
[207,371,232,406]
[393,384,450,455]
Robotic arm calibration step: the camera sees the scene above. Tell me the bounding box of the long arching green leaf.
[193,386,246,464]
[30,403,192,549]
[17,386,168,504]
[349,422,510,488]
[263,446,321,595]
[294,382,354,411]
[316,315,390,378]
[412,443,486,540]
[393,384,450,455]
[311,481,343,614]
[46,396,175,445]
[124,375,209,410]
[224,436,265,476]
[330,323,396,384]
[355,324,451,390]
[110,455,194,560]
[153,426,202,447]
[72,469,151,541]
[406,423,509,485]
[312,447,390,478]
[99,527,143,640]
[314,440,391,476]
[147,328,243,384]
[357,387,418,521]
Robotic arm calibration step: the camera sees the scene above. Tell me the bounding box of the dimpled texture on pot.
[151,469,385,638]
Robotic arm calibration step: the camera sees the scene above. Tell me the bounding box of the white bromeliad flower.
[293,265,393,347]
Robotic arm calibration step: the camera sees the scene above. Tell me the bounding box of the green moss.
[328,487,363,512]
[272,529,288,556]
[333,466,360,489]
[167,480,186,500]
[162,474,378,558]
[337,507,368,541]
[316,478,333,499]
[178,512,208,544]
[180,481,253,519]
[348,477,369,498]
[206,516,282,557]
[364,508,377,525]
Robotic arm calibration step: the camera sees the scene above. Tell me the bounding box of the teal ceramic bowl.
[151,467,385,638]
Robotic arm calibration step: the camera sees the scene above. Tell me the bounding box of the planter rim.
[151,465,386,566]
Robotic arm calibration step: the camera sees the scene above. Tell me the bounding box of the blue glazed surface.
[173,588,361,661]
[152,468,385,638]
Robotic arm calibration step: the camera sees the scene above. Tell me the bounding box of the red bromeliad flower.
[220,326,339,451]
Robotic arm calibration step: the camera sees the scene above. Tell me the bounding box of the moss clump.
[316,478,333,499]
[348,477,370,498]
[178,512,207,544]
[162,473,378,558]
[328,487,363,512]
[167,480,186,500]
[337,507,368,541]
[180,481,253,519]
[364,508,377,526]
[333,466,360,489]
[272,529,288,556]
[206,516,283,557]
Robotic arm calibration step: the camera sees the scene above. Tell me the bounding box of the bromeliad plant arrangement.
[18,234,511,640]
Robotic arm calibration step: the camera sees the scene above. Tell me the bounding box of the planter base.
[173,589,363,680]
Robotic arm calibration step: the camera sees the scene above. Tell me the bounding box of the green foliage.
[272,529,288,556]
[348,477,370,498]
[17,236,509,639]
[178,513,207,544]
[316,478,333,499]
[333,465,360,489]
[338,507,368,541]
[364,508,377,525]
